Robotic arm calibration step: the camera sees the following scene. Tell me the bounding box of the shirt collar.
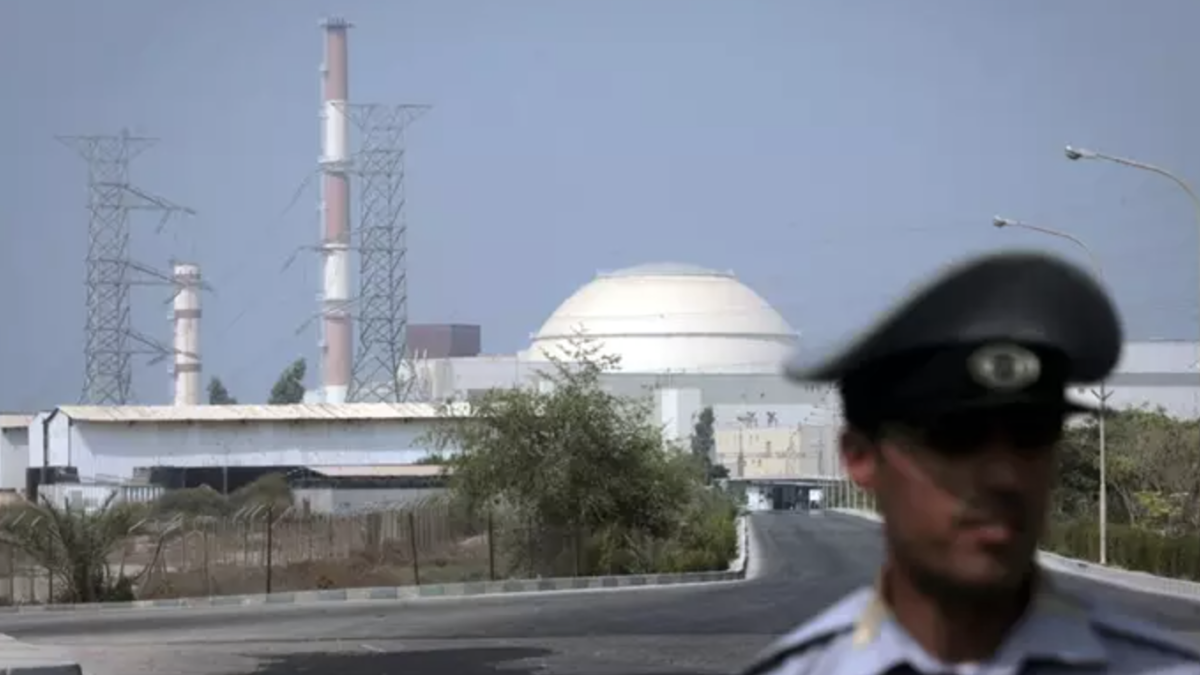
[834,568,1107,675]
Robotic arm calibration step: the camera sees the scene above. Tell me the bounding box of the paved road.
[2,512,1199,675]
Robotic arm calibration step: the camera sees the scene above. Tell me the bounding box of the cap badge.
[967,343,1041,391]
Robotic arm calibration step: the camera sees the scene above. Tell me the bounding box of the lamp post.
[1065,144,1200,408]
[1064,145,1200,229]
[992,216,1114,564]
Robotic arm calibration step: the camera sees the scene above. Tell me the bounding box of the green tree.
[691,407,715,463]
[1056,406,1200,530]
[423,336,733,577]
[268,358,307,404]
[207,377,238,405]
[690,406,728,484]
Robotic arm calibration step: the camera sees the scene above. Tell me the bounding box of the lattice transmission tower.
[345,104,430,403]
[58,130,194,405]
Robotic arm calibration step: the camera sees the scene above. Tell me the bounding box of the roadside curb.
[0,515,752,616]
[728,514,749,574]
[0,634,82,674]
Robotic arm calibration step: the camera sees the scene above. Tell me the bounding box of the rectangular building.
[26,403,468,484]
[407,324,482,359]
[0,414,31,491]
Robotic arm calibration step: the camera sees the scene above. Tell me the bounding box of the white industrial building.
[374,262,1200,477]
[1075,340,1200,417]
[13,261,1200,499]
[0,415,31,492]
[398,262,845,479]
[26,403,462,485]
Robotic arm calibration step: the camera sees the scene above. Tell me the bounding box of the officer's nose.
[972,439,1026,489]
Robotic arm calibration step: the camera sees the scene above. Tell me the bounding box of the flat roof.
[0,414,33,430]
[309,464,449,478]
[55,403,469,424]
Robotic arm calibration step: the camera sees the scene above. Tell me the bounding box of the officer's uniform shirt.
[741,575,1200,674]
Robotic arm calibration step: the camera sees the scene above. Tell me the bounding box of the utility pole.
[1090,383,1115,565]
[58,130,193,404]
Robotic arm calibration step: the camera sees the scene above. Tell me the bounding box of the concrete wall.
[420,356,836,407]
[38,483,165,513]
[293,487,447,514]
[713,426,839,479]
[29,414,445,482]
[0,427,29,490]
[657,388,703,445]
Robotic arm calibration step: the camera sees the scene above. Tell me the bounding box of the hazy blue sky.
[3,1,1199,409]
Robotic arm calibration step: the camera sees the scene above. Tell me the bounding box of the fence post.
[265,506,274,595]
[573,526,582,577]
[202,525,211,597]
[408,510,421,585]
[6,545,13,603]
[487,510,496,581]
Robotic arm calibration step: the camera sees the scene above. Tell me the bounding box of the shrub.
[1043,520,1200,580]
[424,335,741,579]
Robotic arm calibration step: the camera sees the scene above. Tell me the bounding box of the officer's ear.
[840,427,879,491]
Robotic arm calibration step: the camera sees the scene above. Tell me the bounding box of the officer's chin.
[943,548,1036,598]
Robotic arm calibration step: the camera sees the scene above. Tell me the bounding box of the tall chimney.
[172,262,202,406]
[319,17,353,404]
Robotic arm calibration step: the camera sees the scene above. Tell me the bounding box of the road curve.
[4,512,1200,675]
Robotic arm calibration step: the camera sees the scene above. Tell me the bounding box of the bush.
[154,486,230,518]
[655,487,739,573]
[1043,520,1200,580]
[0,494,168,603]
[424,335,742,579]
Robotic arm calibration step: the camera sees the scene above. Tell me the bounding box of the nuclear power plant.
[8,14,1200,512]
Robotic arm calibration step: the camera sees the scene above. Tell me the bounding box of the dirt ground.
[138,535,497,599]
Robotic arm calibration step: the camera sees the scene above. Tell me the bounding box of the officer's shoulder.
[1083,597,1200,664]
[738,587,871,675]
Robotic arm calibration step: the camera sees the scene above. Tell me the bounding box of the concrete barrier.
[727,514,749,574]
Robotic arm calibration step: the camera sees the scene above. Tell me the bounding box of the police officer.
[740,251,1200,674]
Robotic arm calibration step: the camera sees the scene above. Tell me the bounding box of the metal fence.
[0,493,736,604]
[0,499,507,604]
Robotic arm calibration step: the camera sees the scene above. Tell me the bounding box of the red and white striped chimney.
[319,17,352,403]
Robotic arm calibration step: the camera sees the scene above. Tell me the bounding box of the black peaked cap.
[784,251,1123,390]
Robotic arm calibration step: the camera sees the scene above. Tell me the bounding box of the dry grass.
[139,536,495,599]
[0,502,506,603]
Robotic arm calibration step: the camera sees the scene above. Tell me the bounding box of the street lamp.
[1064,147,1200,223]
[1065,144,1200,405]
[992,216,1114,564]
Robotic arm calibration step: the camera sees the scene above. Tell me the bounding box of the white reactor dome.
[526,262,799,374]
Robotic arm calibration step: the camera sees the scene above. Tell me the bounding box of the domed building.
[523,263,798,373]
[395,262,840,487]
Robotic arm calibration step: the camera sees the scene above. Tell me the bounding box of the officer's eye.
[920,410,1063,453]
